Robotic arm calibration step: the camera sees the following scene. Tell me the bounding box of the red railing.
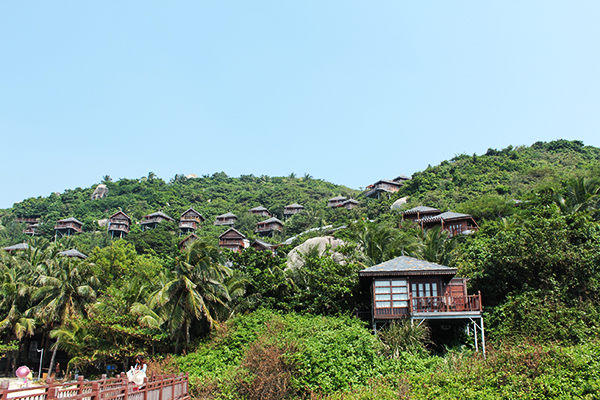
[0,373,190,400]
[372,292,482,319]
[410,292,482,313]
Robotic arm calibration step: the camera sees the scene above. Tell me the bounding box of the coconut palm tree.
[148,240,231,352]
[29,257,99,381]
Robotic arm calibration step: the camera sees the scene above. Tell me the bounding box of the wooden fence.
[0,373,190,400]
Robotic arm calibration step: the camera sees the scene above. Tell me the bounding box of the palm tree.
[553,177,600,216]
[30,257,99,381]
[0,253,36,349]
[347,221,418,267]
[148,240,231,352]
[414,226,457,266]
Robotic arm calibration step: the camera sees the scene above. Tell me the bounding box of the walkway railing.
[0,373,190,400]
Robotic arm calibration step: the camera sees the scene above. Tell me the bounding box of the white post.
[481,316,486,359]
[473,320,479,352]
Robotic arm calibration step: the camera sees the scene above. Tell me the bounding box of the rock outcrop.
[91,184,108,200]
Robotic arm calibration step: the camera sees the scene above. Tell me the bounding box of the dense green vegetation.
[1,139,600,398]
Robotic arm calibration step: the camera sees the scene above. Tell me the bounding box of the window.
[374,279,409,308]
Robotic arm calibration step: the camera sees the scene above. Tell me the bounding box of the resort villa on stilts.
[358,255,485,357]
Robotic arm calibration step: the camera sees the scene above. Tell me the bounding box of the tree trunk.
[46,338,59,383]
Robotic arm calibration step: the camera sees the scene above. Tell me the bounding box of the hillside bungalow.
[359,256,485,356]
[140,211,174,231]
[59,249,87,259]
[415,211,479,237]
[284,203,304,217]
[364,179,404,200]
[107,211,131,238]
[340,199,359,210]
[179,208,205,234]
[249,206,272,217]
[218,228,249,253]
[255,217,284,236]
[214,212,237,226]
[400,206,441,223]
[251,238,277,253]
[179,232,199,250]
[328,196,347,207]
[54,217,83,237]
[16,217,39,236]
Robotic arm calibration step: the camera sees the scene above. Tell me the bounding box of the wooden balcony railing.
[0,373,190,400]
[410,293,482,313]
[372,292,482,319]
[54,223,82,232]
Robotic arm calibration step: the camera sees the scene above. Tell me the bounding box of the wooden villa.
[284,203,304,217]
[141,211,175,231]
[340,199,359,210]
[179,232,199,250]
[364,179,405,199]
[255,217,284,236]
[415,211,479,237]
[359,256,485,356]
[218,228,248,253]
[179,207,205,234]
[107,211,131,238]
[16,217,39,236]
[214,212,237,226]
[249,206,272,217]
[250,238,278,253]
[328,196,347,207]
[400,206,441,223]
[54,217,83,237]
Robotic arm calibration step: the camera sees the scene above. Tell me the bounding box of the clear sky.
[2,2,600,208]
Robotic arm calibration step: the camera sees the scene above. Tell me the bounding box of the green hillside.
[1,139,600,399]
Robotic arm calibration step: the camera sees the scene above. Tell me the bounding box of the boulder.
[91,184,108,200]
[287,236,345,269]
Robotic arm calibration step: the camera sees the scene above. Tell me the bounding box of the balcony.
[372,292,482,320]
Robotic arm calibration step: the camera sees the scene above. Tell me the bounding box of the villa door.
[410,279,441,312]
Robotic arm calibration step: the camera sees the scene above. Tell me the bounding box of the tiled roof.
[250,206,269,212]
[359,256,456,277]
[3,243,31,251]
[109,211,131,220]
[401,206,441,215]
[258,217,283,225]
[59,249,88,259]
[58,217,83,225]
[216,212,237,218]
[285,203,304,209]
[219,227,246,239]
[342,199,359,205]
[181,208,205,220]
[329,196,347,201]
[251,239,275,249]
[143,211,174,221]
[416,211,473,223]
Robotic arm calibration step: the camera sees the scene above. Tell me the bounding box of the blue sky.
[2,2,600,208]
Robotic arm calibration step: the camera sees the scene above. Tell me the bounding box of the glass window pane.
[399,287,408,293]
[412,283,417,293]
[432,283,438,297]
[378,301,391,308]
[375,294,391,301]
[399,294,408,300]
[392,294,402,300]
[375,280,390,287]
[392,287,401,293]
[418,283,423,294]
[425,283,430,297]
[393,301,408,307]
[375,287,390,294]
[391,280,406,286]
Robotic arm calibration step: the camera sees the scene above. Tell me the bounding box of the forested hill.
[399,139,600,219]
[0,172,359,248]
[1,139,600,249]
